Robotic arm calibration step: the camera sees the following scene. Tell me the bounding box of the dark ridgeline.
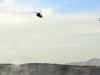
[0,63,100,75]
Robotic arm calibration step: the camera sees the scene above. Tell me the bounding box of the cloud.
[3,0,15,3]
[34,44,82,48]
[0,11,100,37]
[0,0,100,39]
[0,0,36,16]
[0,0,100,64]
[0,0,99,36]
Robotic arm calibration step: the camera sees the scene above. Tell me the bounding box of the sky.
[0,0,100,64]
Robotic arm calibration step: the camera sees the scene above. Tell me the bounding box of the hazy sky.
[0,0,100,64]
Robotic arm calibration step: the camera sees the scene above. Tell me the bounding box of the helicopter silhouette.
[34,11,44,18]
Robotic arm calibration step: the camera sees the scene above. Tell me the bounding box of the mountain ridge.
[67,58,100,66]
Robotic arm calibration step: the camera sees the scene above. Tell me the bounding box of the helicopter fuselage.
[37,13,43,18]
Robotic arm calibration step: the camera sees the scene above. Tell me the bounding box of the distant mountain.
[67,58,100,66]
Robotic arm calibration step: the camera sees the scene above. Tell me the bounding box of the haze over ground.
[0,0,100,64]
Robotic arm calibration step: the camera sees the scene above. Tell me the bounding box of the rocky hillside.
[0,63,100,75]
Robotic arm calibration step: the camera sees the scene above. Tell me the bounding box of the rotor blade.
[40,11,42,13]
[33,12,37,13]
[39,11,46,13]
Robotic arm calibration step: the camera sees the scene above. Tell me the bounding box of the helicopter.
[33,11,44,18]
